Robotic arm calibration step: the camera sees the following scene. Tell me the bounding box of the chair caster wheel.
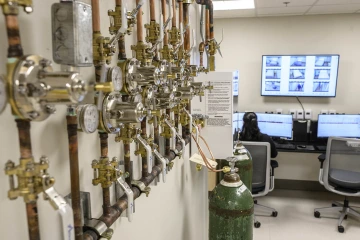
[254,200,258,204]
[338,226,344,233]
[344,215,348,220]
[332,203,337,207]
[272,211,278,217]
[314,211,320,218]
[254,221,261,228]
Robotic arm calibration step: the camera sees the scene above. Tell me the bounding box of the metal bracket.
[135,134,153,173]
[153,149,168,183]
[117,177,134,222]
[64,191,92,225]
[44,187,75,240]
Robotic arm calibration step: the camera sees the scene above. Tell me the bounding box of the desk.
[277,148,325,154]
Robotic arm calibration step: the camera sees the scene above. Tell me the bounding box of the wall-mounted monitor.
[317,114,360,138]
[261,55,340,97]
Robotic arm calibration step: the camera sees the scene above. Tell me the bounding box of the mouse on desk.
[298,145,307,149]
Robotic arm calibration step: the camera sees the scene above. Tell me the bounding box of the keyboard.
[275,143,296,150]
[315,145,327,151]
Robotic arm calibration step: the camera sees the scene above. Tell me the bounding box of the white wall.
[215,14,360,181]
[0,1,208,239]
[215,14,360,116]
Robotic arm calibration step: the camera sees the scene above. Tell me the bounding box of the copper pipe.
[91,0,101,33]
[124,142,132,186]
[16,120,41,240]
[102,188,111,215]
[82,135,192,240]
[99,133,108,158]
[149,0,156,21]
[165,109,171,156]
[67,115,83,240]
[5,15,23,58]
[172,0,176,27]
[199,42,205,67]
[183,3,190,54]
[16,119,32,159]
[179,1,183,24]
[136,0,143,42]
[161,0,169,45]
[116,0,127,60]
[208,1,214,39]
[99,133,111,215]
[118,35,127,60]
[141,118,148,177]
[205,7,210,43]
[26,202,40,240]
[196,0,214,39]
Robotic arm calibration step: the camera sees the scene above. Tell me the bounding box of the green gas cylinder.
[218,141,253,191]
[209,157,254,240]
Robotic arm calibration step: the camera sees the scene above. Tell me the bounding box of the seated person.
[239,112,278,158]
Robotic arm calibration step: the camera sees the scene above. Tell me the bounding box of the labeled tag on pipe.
[44,187,75,240]
[117,177,134,222]
[136,135,153,173]
[153,149,168,183]
[189,153,217,168]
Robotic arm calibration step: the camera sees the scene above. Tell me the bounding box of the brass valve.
[5,156,55,203]
[115,124,140,144]
[131,42,153,66]
[93,33,115,66]
[168,27,181,49]
[0,0,33,15]
[168,161,174,170]
[160,45,174,64]
[145,21,160,46]
[126,11,137,35]
[108,6,122,35]
[92,157,119,188]
[160,115,174,139]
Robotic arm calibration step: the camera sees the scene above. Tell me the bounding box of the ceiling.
[214,0,360,18]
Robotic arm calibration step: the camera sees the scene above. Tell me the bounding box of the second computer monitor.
[234,112,293,138]
[317,114,360,138]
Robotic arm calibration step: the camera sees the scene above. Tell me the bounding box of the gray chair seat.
[329,168,360,190]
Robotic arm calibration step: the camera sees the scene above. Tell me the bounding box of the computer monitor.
[317,114,360,138]
[234,112,293,138]
[257,113,293,138]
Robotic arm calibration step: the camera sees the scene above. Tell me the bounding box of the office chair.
[242,141,279,228]
[314,137,360,233]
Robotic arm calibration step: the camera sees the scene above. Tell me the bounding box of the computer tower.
[293,120,308,143]
[309,120,318,143]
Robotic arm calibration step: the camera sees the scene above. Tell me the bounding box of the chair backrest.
[242,141,271,196]
[323,137,360,196]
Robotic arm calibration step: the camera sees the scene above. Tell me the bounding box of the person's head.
[240,112,262,141]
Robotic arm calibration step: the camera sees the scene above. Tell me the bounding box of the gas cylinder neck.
[223,173,240,183]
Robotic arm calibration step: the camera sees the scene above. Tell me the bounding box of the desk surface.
[275,142,326,154]
[277,148,325,154]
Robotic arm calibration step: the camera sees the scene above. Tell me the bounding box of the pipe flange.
[9,55,53,121]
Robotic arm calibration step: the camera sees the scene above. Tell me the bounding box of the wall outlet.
[305,109,312,120]
[296,109,304,120]
[289,109,296,119]
[329,110,336,115]
[276,109,283,114]
[320,110,329,115]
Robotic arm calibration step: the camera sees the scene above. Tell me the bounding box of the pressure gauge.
[0,75,7,114]
[77,104,99,133]
[107,66,123,92]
